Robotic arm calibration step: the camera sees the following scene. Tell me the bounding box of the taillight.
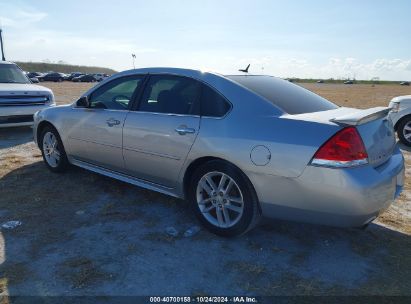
[311,127,368,168]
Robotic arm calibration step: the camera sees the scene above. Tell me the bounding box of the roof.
[109,67,228,86]
[115,67,216,78]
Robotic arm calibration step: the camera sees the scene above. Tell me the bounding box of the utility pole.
[0,27,5,61]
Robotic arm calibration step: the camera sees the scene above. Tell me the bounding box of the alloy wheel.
[196,171,244,228]
[403,121,411,143]
[42,131,61,168]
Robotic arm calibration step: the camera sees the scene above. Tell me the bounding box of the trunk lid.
[330,106,390,126]
[286,107,396,167]
[330,107,395,167]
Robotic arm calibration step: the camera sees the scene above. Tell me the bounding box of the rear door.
[122,74,201,187]
[66,75,145,172]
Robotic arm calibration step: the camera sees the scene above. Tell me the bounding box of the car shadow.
[0,161,410,296]
[0,127,33,149]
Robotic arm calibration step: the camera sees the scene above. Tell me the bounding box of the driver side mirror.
[76,96,90,108]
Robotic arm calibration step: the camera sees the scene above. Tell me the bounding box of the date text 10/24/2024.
[149,297,258,303]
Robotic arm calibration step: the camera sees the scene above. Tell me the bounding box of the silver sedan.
[33,68,405,236]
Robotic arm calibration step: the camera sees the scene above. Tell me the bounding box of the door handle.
[175,126,196,135]
[106,118,121,127]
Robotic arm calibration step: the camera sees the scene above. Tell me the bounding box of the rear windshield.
[227,75,338,114]
[0,64,30,84]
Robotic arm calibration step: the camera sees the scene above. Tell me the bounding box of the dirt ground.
[0,82,410,297]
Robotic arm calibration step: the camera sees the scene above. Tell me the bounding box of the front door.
[66,75,145,172]
[123,75,201,187]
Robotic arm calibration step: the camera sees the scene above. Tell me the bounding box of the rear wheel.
[40,126,69,172]
[188,160,260,237]
[397,116,411,146]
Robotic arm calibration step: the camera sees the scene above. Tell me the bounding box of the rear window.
[227,75,338,114]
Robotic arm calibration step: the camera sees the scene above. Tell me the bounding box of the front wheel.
[40,126,69,172]
[397,116,411,147]
[188,160,261,237]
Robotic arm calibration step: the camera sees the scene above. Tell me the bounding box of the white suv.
[93,73,109,82]
[0,61,55,128]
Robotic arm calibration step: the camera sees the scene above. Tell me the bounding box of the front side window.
[0,64,30,84]
[89,76,143,110]
[138,75,201,115]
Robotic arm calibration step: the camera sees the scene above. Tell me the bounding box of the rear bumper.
[250,146,405,227]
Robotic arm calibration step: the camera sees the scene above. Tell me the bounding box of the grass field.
[17,62,117,75]
[0,81,410,296]
[302,83,411,109]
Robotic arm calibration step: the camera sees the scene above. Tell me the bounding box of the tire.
[58,78,63,82]
[40,126,69,173]
[397,116,411,147]
[188,160,261,237]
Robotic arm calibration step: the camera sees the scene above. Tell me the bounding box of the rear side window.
[227,75,338,114]
[138,75,201,115]
[201,85,231,117]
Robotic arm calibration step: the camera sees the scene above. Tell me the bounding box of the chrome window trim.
[70,106,130,113]
[127,110,200,119]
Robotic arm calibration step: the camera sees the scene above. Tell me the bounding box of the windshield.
[227,75,338,114]
[0,64,31,84]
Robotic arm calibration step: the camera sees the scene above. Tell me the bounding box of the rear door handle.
[106,118,121,127]
[175,126,196,135]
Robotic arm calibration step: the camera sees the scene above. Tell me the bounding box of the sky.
[0,0,411,80]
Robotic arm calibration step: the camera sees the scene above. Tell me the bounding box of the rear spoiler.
[330,107,390,126]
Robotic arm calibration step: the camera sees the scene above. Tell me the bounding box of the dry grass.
[1,263,30,285]
[142,232,176,243]
[301,83,411,109]
[227,261,266,276]
[58,257,113,289]
[41,82,94,105]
